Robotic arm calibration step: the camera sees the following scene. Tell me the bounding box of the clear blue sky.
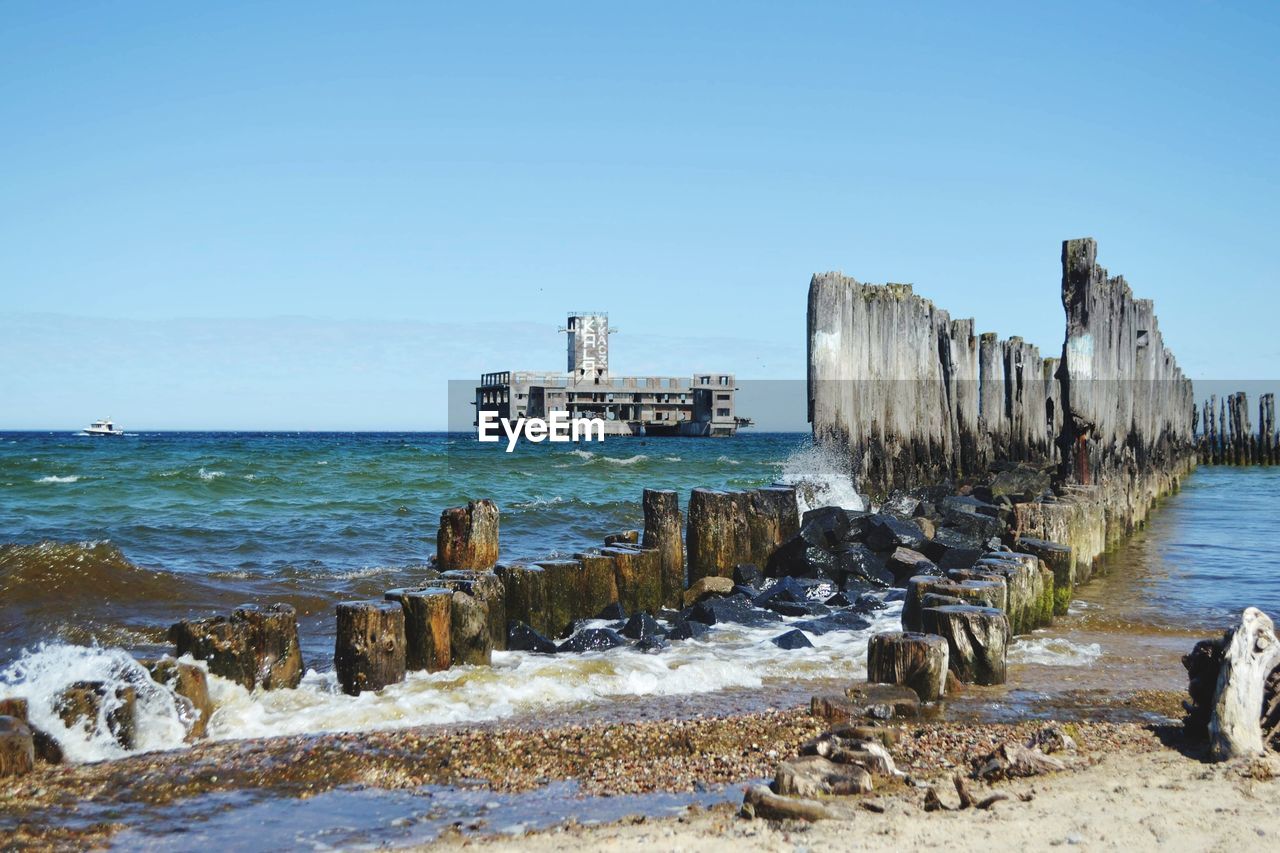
[2,2,1277,429]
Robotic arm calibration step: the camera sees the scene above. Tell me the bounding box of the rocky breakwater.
[809,237,1196,583]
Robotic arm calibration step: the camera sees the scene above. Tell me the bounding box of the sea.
[0,430,1275,767]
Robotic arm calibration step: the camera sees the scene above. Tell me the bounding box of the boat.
[84,418,125,437]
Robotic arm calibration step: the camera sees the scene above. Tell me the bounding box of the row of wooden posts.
[168,486,801,697]
[1197,392,1279,466]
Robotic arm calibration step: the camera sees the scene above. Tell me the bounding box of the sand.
[430,745,1280,852]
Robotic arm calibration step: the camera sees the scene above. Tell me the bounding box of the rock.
[0,716,35,778]
[385,587,453,672]
[169,602,304,691]
[734,563,763,587]
[507,620,558,654]
[1182,634,1227,739]
[595,602,626,620]
[449,590,493,667]
[792,610,873,635]
[916,516,936,540]
[620,612,663,641]
[1026,724,1077,754]
[799,506,852,548]
[495,563,550,637]
[55,681,137,749]
[556,627,627,653]
[867,632,949,702]
[603,530,639,546]
[436,499,500,570]
[825,592,852,607]
[665,617,710,641]
[832,543,896,588]
[880,492,921,520]
[771,629,814,650]
[683,576,734,607]
[642,489,685,608]
[742,784,836,821]
[690,594,782,627]
[335,599,407,695]
[885,547,938,587]
[774,755,873,797]
[989,463,1052,503]
[144,658,213,741]
[634,635,669,653]
[922,604,1010,685]
[865,515,927,552]
[0,699,61,764]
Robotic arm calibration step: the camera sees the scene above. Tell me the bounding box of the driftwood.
[867,631,949,701]
[1210,607,1280,760]
[742,784,836,821]
[976,743,1066,781]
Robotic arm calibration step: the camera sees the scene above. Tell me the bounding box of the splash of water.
[776,443,865,513]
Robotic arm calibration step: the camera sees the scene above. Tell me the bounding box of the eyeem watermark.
[477,410,607,452]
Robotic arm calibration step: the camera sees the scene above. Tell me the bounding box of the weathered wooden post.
[603,546,663,615]
[534,559,586,638]
[55,682,137,748]
[642,489,684,608]
[450,590,492,666]
[922,604,1010,685]
[144,658,213,741]
[437,499,500,570]
[335,600,406,696]
[0,717,35,778]
[169,602,303,691]
[384,587,452,672]
[495,563,549,636]
[578,554,620,618]
[867,632,949,701]
[686,488,746,583]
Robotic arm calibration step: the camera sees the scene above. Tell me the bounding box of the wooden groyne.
[809,238,1197,566]
[1197,392,1278,465]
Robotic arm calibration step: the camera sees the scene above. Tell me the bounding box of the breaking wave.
[1008,636,1104,666]
[776,443,865,513]
[35,475,80,484]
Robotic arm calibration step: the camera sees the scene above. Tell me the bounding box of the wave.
[715,455,740,465]
[35,475,80,483]
[0,540,204,607]
[776,444,865,513]
[198,468,225,480]
[0,643,192,762]
[1008,636,1104,666]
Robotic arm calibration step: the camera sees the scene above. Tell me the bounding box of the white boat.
[84,418,125,437]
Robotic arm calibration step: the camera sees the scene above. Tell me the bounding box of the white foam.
[1008,636,1103,666]
[35,475,80,483]
[211,603,903,741]
[0,644,190,762]
[715,455,740,465]
[776,443,866,513]
[198,467,225,480]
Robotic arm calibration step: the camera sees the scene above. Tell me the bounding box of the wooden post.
[642,489,684,608]
[437,499,500,570]
[384,587,452,672]
[495,564,549,636]
[169,603,303,691]
[144,658,213,741]
[535,560,586,639]
[449,590,492,666]
[922,604,1010,685]
[603,546,663,615]
[335,600,406,696]
[579,554,621,618]
[867,631,949,701]
[0,717,35,778]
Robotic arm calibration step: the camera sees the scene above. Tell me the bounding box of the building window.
[716,408,731,417]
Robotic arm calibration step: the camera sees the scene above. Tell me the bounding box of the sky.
[2,2,1278,430]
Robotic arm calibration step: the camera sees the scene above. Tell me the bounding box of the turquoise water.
[0,431,821,663]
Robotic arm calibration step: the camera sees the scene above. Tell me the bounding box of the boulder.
[799,506,851,548]
[792,610,873,635]
[557,627,627,654]
[507,620,558,654]
[771,629,814,650]
[666,616,710,641]
[0,698,61,764]
[620,612,664,641]
[885,547,938,587]
[683,576,734,607]
[865,515,927,552]
[690,594,782,627]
